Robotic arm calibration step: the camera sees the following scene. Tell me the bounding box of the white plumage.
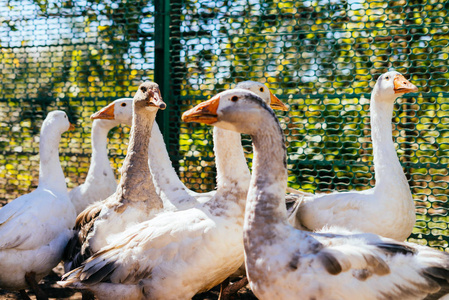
[289,71,418,241]
[0,110,76,291]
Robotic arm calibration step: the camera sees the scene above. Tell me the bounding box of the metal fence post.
[154,0,181,171]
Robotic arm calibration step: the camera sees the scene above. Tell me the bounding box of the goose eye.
[231,96,239,102]
[385,76,389,80]
[141,86,147,93]
[259,87,264,92]
[121,103,127,107]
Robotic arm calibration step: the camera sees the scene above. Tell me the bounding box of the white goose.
[69,103,133,215]
[289,71,418,241]
[57,87,285,299]
[0,111,76,299]
[63,82,166,271]
[184,89,449,300]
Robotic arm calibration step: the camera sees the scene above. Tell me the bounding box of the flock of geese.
[1,71,449,300]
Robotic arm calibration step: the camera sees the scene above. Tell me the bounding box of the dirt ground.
[0,263,257,300]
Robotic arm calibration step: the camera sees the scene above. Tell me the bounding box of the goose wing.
[289,190,370,230]
[282,229,449,300]
[0,189,67,250]
[61,208,216,287]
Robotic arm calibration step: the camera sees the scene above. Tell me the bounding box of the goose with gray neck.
[63,82,166,272]
[57,89,285,300]
[289,71,418,241]
[183,88,449,300]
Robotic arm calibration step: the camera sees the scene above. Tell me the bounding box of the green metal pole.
[154,0,171,136]
[154,0,182,172]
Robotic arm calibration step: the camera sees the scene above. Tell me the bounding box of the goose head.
[90,98,134,125]
[182,89,272,135]
[373,71,418,101]
[41,110,75,135]
[133,81,166,112]
[235,81,288,111]
[91,81,166,121]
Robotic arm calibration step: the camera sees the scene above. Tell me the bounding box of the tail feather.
[80,262,117,284]
[63,203,104,271]
[374,242,417,256]
[422,267,449,300]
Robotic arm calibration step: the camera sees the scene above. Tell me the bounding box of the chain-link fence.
[0,0,448,248]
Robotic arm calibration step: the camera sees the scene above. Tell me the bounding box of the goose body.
[187,88,449,300]
[69,116,127,215]
[63,82,166,271]
[289,72,418,241]
[0,111,76,290]
[59,99,252,299]
[60,195,247,300]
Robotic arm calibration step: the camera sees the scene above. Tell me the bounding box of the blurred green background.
[0,0,448,248]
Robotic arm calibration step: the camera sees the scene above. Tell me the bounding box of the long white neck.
[214,127,251,192]
[243,113,289,259]
[147,122,195,204]
[204,127,251,213]
[85,120,116,184]
[370,91,410,195]
[115,108,163,210]
[38,128,68,195]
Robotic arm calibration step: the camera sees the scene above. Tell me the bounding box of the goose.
[69,103,133,215]
[59,129,249,299]
[57,87,284,300]
[0,110,76,299]
[63,82,166,271]
[182,88,449,300]
[288,71,418,241]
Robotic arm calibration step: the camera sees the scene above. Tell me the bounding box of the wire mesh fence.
[0,0,448,248]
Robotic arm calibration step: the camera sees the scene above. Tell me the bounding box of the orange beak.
[394,74,418,94]
[182,95,220,124]
[91,102,115,120]
[269,92,288,111]
[68,123,75,131]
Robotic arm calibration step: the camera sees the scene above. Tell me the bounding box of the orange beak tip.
[90,104,115,120]
[393,74,418,94]
[269,93,289,111]
[182,96,220,124]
